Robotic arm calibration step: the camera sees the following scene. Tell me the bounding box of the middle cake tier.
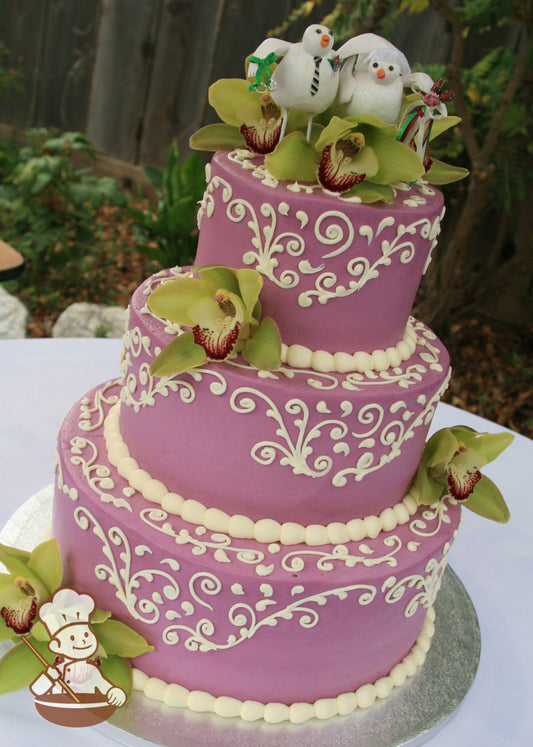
[117,270,450,532]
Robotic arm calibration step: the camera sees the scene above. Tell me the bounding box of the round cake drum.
[1,487,481,747]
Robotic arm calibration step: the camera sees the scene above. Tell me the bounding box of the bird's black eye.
[316,28,322,34]
[372,62,379,68]
[389,65,394,71]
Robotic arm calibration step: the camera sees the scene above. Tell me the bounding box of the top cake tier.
[195,150,444,356]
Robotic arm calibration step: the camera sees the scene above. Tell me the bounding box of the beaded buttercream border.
[131,607,435,724]
[103,401,420,547]
[280,321,418,373]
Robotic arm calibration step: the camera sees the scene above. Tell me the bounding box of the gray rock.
[52,303,126,338]
[0,285,28,338]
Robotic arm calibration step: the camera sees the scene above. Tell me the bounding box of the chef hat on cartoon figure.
[39,588,95,637]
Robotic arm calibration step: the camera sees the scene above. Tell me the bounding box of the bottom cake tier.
[53,382,461,723]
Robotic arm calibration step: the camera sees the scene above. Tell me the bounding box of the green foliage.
[268,1,324,37]
[129,142,205,268]
[0,133,22,178]
[412,45,529,211]
[0,128,125,294]
[321,0,399,42]
[94,324,112,338]
[458,0,518,36]
[0,43,22,100]
[463,47,512,128]
[399,0,430,13]
[461,44,530,209]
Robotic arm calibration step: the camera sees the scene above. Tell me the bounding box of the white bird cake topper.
[337,35,434,124]
[247,27,432,139]
[189,27,467,197]
[248,24,340,141]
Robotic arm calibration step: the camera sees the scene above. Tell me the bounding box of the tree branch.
[429,0,482,166]
[481,34,532,161]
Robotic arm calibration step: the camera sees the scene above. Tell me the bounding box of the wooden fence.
[0,1,325,170]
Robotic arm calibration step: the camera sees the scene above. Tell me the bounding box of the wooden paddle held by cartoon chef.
[30,588,126,708]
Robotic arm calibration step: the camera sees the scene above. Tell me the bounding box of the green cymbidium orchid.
[148,265,282,377]
[189,72,467,203]
[265,114,426,202]
[190,78,289,155]
[0,539,153,697]
[0,540,61,641]
[411,426,513,522]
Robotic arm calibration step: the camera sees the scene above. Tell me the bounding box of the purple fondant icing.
[195,152,445,354]
[54,383,460,704]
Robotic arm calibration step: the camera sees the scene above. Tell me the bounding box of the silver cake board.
[1,487,481,746]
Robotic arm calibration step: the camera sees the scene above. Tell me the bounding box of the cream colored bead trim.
[280,322,418,373]
[104,401,419,546]
[132,607,435,723]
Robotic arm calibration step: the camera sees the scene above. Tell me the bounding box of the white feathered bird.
[336,37,434,124]
[247,24,340,140]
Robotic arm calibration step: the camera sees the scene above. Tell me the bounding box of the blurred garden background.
[0,0,531,436]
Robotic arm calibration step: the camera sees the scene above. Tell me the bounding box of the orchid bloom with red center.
[147,265,281,377]
[190,78,287,156]
[0,579,38,635]
[240,93,283,155]
[0,541,63,652]
[412,426,513,522]
[191,291,242,360]
[0,539,153,697]
[264,113,428,202]
[446,454,482,500]
[317,132,369,193]
[277,115,381,195]
[0,541,56,645]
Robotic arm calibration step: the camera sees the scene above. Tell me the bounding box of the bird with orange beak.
[247,24,341,141]
[338,45,434,124]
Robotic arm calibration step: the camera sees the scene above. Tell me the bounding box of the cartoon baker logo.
[28,588,126,727]
[0,539,154,727]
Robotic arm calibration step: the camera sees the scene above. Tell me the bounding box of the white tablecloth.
[0,338,532,745]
